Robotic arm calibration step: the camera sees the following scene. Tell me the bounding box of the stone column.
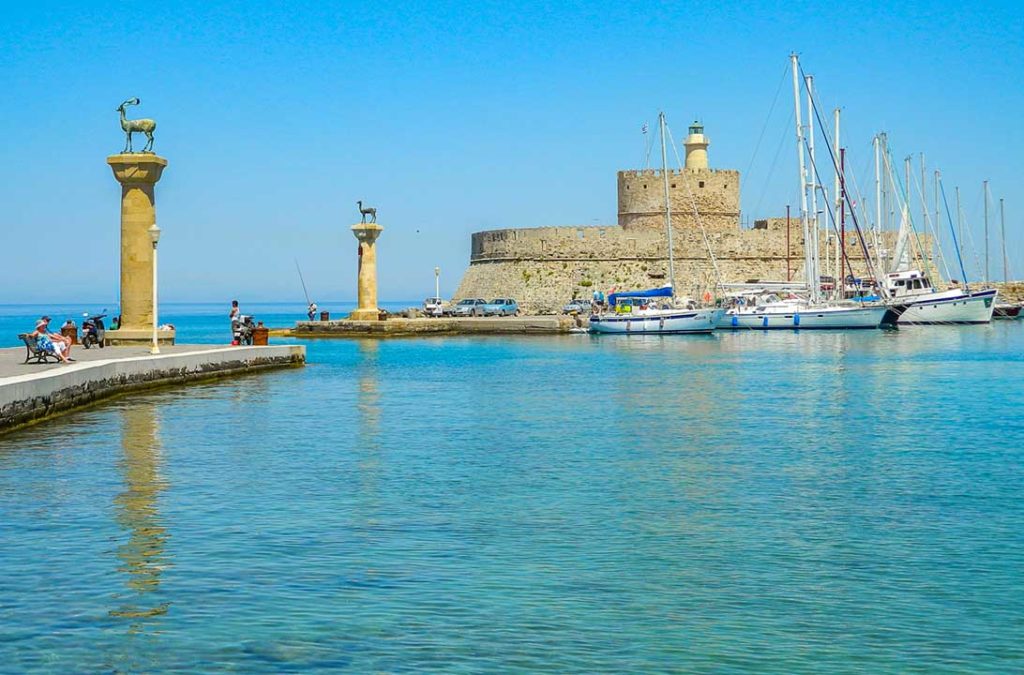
[350,222,384,321]
[107,153,175,345]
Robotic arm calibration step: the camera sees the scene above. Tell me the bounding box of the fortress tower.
[616,122,739,233]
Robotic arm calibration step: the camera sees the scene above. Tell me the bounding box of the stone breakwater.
[0,344,306,433]
[989,281,1024,303]
[288,316,581,338]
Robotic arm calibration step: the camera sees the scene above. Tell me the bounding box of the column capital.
[107,153,168,185]
[351,222,384,245]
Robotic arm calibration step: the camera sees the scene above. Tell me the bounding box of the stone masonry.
[454,123,928,313]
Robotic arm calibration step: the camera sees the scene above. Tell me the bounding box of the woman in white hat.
[30,316,74,363]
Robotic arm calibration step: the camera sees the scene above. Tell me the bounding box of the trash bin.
[61,322,78,345]
[320,311,330,321]
[252,321,269,346]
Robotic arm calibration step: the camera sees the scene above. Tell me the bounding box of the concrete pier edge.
[0,345,305,435]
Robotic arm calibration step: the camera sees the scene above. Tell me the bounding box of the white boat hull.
[717,304,889,329]
[589,309,724,334]
[897,289,997,324]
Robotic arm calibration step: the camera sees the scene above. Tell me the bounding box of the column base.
[348,309,381,321]
[105,328,176,346]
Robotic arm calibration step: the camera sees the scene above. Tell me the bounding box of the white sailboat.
[589,112,723,335]
[878,155,998,325]
[718,55,898,330]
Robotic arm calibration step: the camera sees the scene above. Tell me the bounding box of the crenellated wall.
[617,168,739,232]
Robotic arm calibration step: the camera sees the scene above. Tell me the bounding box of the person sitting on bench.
[29,316,73,364]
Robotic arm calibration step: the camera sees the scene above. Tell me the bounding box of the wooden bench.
[17,333,62,364]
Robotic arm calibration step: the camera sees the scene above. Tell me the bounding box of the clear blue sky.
[2,0,1021,304]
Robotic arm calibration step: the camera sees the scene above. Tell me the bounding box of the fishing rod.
[294,259,312,306]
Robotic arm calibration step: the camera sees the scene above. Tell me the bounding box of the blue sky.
[2,0,1021,303]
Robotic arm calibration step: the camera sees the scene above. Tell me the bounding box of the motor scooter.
[81,312,107,349]
[231,315,256,345]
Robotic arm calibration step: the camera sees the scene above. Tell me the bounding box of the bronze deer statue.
[357,201,377,223]
[117,98,156,153]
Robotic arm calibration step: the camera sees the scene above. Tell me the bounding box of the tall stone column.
[107,153,174,344]
[350,222,384,321]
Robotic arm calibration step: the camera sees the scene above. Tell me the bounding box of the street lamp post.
[148,223,161,354]
[434,266,440,300]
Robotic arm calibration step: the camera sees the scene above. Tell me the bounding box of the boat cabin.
[885,270,936,298]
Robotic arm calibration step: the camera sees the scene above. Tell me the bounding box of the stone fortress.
[454,122,916,313]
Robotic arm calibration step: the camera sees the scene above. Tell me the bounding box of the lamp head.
[148,223,161,245]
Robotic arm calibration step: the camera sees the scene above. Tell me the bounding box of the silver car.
[452,298,488,316]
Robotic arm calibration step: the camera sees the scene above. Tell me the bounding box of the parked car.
[423,297,444,317]
[452,298,488,316]
[482,298,519,316]
[562,299,591,315]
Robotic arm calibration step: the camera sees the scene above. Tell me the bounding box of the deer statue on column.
[357,200,377,223]
[117,98,157,153]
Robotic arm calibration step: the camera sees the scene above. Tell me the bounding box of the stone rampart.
[617,169,739,232]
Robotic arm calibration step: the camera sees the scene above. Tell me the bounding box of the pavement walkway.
[0,344,234,380]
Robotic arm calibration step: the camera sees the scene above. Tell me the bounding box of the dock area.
[0,344,305,433]
[284,315,586,338]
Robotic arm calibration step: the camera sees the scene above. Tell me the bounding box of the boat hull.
[993,303,1022,320]
[589,309,723,334]
[897,289,997,324]
[717,305,888,330]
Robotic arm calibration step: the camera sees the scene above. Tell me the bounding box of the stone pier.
[106,153,175,345]
[350,222,384,321]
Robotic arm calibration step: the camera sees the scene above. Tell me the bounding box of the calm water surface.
[1,319,1022,672]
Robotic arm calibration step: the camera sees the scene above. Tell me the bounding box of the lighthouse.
[684,120,709,170]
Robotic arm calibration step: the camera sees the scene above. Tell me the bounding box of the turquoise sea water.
[1,310,1023,672]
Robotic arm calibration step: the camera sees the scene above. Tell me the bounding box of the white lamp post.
[434,266,440,300]
[148,223,161,354]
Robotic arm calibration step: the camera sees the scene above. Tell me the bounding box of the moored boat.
[993,303,1022,319]
[717,293,898,329]
[590,287,723,334]
[883,270,997,324]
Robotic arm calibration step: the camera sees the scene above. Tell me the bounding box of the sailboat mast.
[983,180,990,284]
[833,108,841,299]
[904,156,912,269]
[806,74,820,303]
[956,186,963,264]
[874,135,882,269]
[790,54,812,297]
[840,147,847,293]
[659,111,676,297]
[920,154,930,268]
[1001,198,1008,282]
[934,170,941,269]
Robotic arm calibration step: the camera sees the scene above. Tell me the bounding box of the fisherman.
[307,301,318,321]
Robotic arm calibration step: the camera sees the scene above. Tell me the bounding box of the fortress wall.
[617,169,740,232]
[457,224,931,312]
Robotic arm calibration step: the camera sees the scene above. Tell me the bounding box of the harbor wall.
[0,345,306,433]
[456,216,920,313]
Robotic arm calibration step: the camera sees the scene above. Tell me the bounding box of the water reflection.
[110,402,170,627]
[356,339,382,441]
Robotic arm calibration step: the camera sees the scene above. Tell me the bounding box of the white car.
[423,297,444,317]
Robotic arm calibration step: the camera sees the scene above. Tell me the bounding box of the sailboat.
[718,55,901,330]
[589,112,724,335]
[881,166,997,324]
